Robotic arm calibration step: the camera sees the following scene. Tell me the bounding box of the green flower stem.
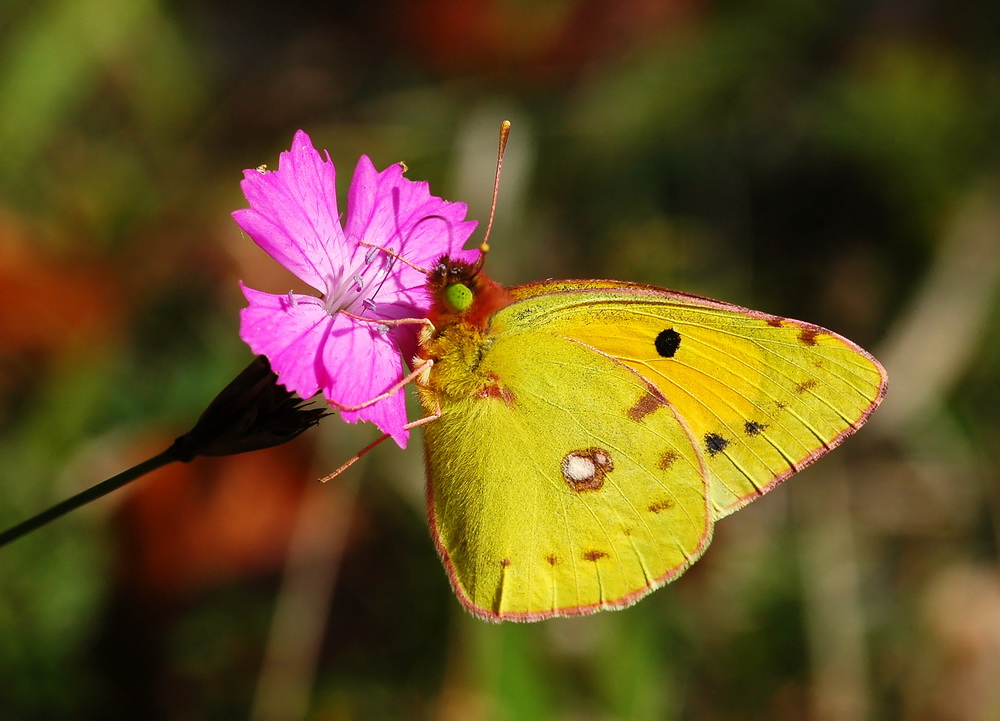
[0,449,178,548]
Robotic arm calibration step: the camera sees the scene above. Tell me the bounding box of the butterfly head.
[426,255,512,330]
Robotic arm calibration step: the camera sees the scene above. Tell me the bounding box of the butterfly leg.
[339,310,436,333]
[319,404,442,483]
[327,358,434,412]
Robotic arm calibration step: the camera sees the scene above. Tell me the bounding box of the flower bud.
[169,356,326,461]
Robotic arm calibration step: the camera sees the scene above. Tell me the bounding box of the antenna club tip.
[481,120,510,258]
[499,121,511,149]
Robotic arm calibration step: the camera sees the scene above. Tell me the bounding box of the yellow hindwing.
[423,330,712,621]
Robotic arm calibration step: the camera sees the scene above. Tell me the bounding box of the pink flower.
[234,130,478,447]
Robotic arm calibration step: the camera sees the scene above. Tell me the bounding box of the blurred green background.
[2,0,1000,718]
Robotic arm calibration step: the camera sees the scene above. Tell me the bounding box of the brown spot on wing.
[767,317,784,327]
[659,450,680,469]
[798,327,819,346]
[648,499,674,513]
[546,555,558,566]
[796,379,818,394]
[478,373,516,406]
[628,387,667,422]
[500,558,511,568]
[583,550,608,562]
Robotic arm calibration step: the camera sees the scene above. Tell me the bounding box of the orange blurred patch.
[113,437,327,605]
[0,209,121,355]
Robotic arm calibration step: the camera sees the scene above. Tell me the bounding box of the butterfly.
[413,252,887,622]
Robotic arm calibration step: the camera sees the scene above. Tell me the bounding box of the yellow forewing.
[424,332,711,622]
[503,280,888,517]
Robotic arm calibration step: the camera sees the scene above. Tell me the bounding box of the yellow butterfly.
[415,256,887,622]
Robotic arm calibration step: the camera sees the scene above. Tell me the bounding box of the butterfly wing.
[504,279,888,518]
[423,328,713,622]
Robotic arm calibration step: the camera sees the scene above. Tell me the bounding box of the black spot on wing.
[704,432,730,456]
[744,420,768,436]
[655,328,681,358]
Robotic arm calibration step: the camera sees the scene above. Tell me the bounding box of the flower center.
[322,251,389,316]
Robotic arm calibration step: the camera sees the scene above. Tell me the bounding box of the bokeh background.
[2,0,1000,719]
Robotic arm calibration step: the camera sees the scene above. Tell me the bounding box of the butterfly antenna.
[472,120,511,275]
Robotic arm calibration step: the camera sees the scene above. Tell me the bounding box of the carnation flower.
[234,130,478,447]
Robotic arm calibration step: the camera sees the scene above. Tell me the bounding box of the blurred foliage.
[2,0,1000,719]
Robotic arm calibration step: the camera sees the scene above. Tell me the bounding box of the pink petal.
[239,284,411,447]
[239,285,329,400]
[233,131,347,292]
[317,313,411,448]
[344,156,479,309]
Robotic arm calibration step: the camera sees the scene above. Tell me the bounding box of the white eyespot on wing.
[561,448,613,492]
[564,455,595,481]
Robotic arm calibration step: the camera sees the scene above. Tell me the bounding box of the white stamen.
[322,251,385,316]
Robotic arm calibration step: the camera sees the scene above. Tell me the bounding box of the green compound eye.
[445,283,474,313]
